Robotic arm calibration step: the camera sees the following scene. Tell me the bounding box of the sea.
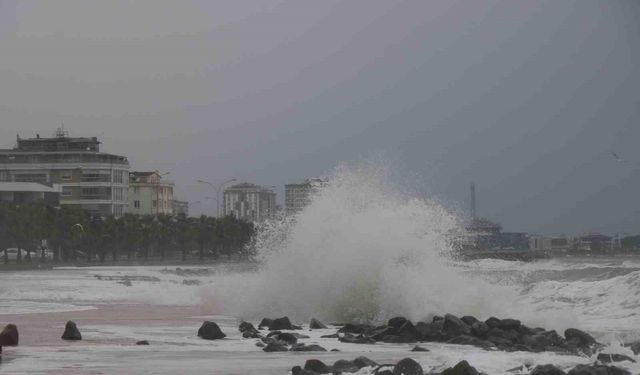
[1,164,639,374]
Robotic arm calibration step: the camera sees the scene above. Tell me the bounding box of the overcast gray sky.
[1,0,639,234]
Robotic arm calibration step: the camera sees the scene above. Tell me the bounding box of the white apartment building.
[0,129,129,217]
[223,183,276,222]
[284,178,327,215]
[128,171,174,216]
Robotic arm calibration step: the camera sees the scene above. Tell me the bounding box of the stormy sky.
[0,0,638,235]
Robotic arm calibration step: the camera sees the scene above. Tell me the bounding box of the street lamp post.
[197,178,236,217]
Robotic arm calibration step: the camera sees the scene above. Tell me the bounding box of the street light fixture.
[197,178,236,217]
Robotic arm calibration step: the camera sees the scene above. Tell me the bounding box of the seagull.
[612,153,624,163]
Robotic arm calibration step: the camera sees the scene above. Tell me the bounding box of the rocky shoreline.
[2,313,639,374]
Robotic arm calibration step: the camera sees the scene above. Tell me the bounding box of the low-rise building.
[0,129,129,217]
[574,233,612,252]
[223,182,276,222]
[128,171,174,216]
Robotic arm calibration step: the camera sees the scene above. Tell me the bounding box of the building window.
[134,200,140,208]
[60,172,72,181]
[152,200,157,208]
[61,186,72,197]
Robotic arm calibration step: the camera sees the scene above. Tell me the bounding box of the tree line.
[0,201,255,264]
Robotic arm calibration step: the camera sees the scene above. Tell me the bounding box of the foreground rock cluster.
[335,314,603,355]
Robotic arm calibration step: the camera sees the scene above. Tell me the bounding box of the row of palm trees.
[0,201,255,264]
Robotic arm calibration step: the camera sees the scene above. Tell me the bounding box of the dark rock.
[272,332,298,345]
[255,341,265,347]
[393,320,419,342]
[441,360,479,375]
[309,318,328,329]
[626,341,640,355]
[567,364,630,375]
[197,321,226,340]
[564,328,597,347]
[470,322,489,338]
[461,316,480,326]
[530,364,566,375]
[339,333,376,344]
[242,330,262,338]
[61,321,82,341]
[415,321,443,341]
[291,366,317,375]
[388,316,408,328]
[269,316,299,330]
[333,359,359,373]
[239,321,257,333]
[447,334,493,349]
[443,314,470,337]
[411,345,430,352]
[304,359,331,374]
[291,332,310,339]
[330,348,340,352]
[0,324,19,346]
[498,318,521,331]
[290,343,327,352]
[353,356,378,368]
[262,342,288,352]
[259,318,273,329]
[320,333,338,338]
[392,358,423,375]
[136,340,149,345]
[484,317,501,328]
[596,353,636,364]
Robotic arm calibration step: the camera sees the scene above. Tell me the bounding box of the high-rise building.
[284,178,326,215]
[128,171,174,216]
[0,129,129,217]
[223,182,276,222]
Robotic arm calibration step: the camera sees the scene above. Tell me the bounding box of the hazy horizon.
[1,0,639,235]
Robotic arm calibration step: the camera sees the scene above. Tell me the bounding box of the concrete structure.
[284,178,327,215]
[529,235,571,251]
[128,171,174,216]
[0,181,61,206]
[574,233,612,252]
[173,199,189,216]
[0,129,129,217]
[223,182,276,222]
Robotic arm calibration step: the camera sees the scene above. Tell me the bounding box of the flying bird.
[612,153,624,163]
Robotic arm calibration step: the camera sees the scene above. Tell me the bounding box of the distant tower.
[470,182,476,219]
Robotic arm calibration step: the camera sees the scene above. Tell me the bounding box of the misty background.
[0,0,638,235]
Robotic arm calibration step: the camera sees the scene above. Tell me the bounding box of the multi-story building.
[284,178,326,215]
[0,129,129,217]
[223,182,276,222]
[128,171,174,216]
[173,199,189,217]
[0,181,61,207]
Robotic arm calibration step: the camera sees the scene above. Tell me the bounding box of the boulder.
[353,356,378,368]
[262,342,288,352]
[258,318,273,329]
[338,333,376,344]
[62,321,82,341]
[470,322,489,338]
[291,366,318,375]
[388,316,409,328]
[290,343,327,352]
[564,328,597,347]
[333,359,359,373]
[443,314,470,337]
[441,360,479,375]
[339,323,373,334]
[309,318,328,329]
[269,316,299,330]
[498,318,522,331]
[446,334,493,349]
[461,316,480,326]
[0,324,19,346]
[136,340,150,345]
[197,321,226,340]
[411,345,430,352]
[530,364,566,375]
[415,321,443,341]
[392,358,423,375]
[272,332,298,345]
[304,359,331,374]
[239,321,257,333]
[567,364,630,375]
[596,353,636,364]
[320,333,338,338]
